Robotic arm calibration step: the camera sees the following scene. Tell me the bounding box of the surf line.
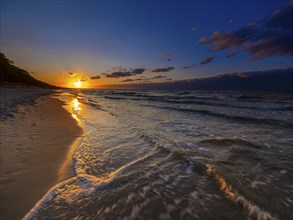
[206,164,277,220]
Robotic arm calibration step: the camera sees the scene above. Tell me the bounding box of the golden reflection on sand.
[57,137,82,182]
[57,97,83,182]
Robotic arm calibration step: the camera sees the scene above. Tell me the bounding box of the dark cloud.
[80,77,88,82]
[151,75,167,79]
[130,68,145,74]
[200,56,214,65]
[226,52,240,58]
[199,3,293,59]
[183,64,196,69]
[159,53,177,61]
[263,3,293,30]
[105,67,145,78]
[187,27,197,32]
[106,71,132,78]
[151,67,174,73]
[68,72,76,77]
[120,78,137,82]
[90,75,101,80]
[121,75,167,82]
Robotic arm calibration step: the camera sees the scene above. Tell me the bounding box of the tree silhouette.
[0,52,58,88]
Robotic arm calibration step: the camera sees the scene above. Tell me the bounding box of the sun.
[74,81,82,88]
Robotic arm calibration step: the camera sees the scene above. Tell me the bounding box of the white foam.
[23,177,77,220]
[24,151,156,219]
[206,164,278,220]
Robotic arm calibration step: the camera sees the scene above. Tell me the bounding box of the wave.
[29,90,291,219]
[206,165,277,220]
[154,106,292,128]
[24,149,157,219]
[99,93,292,112]
[200,138,263,149]
[23,173,118,220]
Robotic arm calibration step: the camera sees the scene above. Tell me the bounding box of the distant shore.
[0,89,82,219]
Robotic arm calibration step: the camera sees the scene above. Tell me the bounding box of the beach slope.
[0,89,82,220]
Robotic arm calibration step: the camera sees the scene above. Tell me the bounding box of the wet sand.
[0,92,82,219]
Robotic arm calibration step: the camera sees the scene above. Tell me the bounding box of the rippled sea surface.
[26,90,293,220]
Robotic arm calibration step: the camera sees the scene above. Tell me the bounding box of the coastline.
[0,90,82,220]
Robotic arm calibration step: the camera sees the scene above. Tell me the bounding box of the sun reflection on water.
[71,98,81,120]
[73,98,81,111]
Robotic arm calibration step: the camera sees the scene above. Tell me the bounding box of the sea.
[25,90,293,220]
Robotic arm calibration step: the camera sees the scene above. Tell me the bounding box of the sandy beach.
[0,89,82,220]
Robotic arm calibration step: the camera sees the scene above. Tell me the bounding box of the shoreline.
[0,91,82,220]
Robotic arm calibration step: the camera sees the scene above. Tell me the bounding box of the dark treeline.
[0,52,59,89]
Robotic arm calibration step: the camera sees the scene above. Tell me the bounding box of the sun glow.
[74,81,82,88]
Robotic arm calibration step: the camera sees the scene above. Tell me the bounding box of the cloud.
[226,52,240,58]
[104,67,145,78]
[90,75,101,80]
[106,71,132,78]
[80,76,88,82]
[198,36,208,44]
[151,67,174,73]
[68,72,76,77]
[110,66,127,72]
[200,56,214,65]
[187,27,198,32]
[120,78,137,82]
[199,2,293,59]
[159,53,177,61]
[130,68,145,74]
[120,75,168,83]
[264,3,293,30]
[228,19,234,24]
[183,64,196,69]
[151,75,167,79]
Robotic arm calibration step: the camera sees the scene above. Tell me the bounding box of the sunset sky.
[1,0,292,88]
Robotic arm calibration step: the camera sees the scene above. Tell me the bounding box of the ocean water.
[25,90,293,220]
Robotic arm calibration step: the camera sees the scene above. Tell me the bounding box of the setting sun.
[74,81,82,88]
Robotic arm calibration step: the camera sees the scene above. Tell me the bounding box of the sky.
[1,0,292,88]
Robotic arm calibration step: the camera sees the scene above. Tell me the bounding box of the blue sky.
[1,0,292,88]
